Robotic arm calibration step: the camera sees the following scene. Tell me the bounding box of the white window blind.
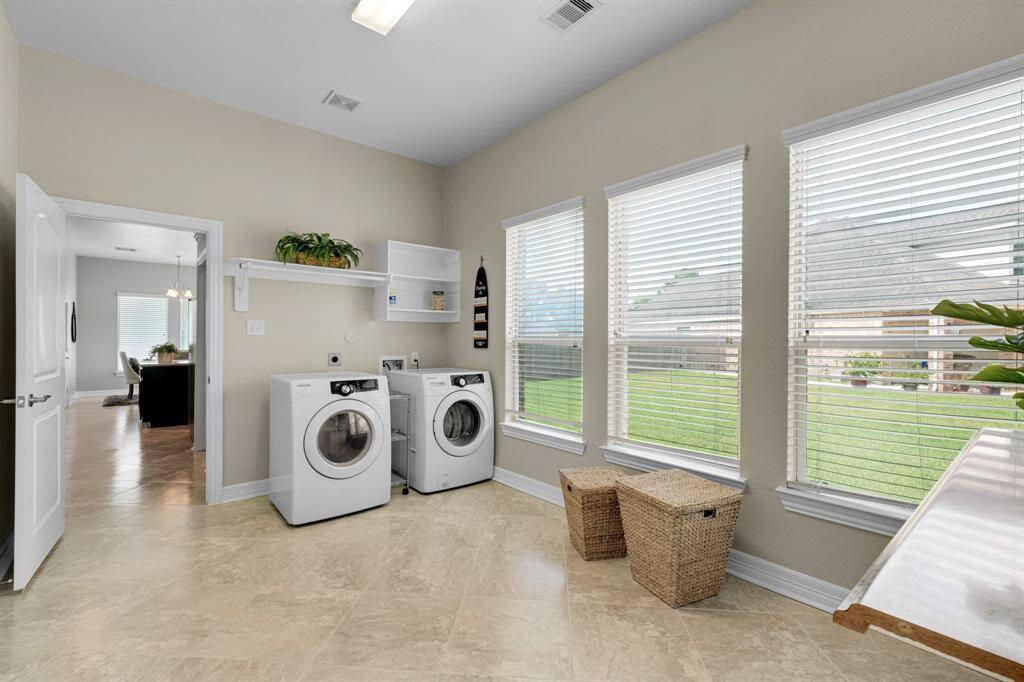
[503,198,584,433]
[607,147,745,460]
[117,294,169,368]
[787,67,1024,504]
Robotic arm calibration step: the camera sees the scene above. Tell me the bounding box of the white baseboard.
[725,549,849,612]
[221,478,269,503]
[73,389,121,400]
[492,466,849,613]
[0,530,13,582]
[493,466,565,508]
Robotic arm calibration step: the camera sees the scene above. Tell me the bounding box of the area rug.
[102,394,138,407]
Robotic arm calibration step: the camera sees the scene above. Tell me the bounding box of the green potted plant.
[931,300,1023,405]
[891,362,930,391]
[150,342,178,364]
[843,352,885,388]
[274,231,362,269]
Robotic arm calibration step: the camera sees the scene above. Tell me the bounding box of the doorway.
[55,198,224,505]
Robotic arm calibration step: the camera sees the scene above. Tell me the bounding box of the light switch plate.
[246,320,266,336]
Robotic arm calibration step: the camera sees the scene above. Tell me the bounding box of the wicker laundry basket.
[615,469,742,607]
[559,468,628,560]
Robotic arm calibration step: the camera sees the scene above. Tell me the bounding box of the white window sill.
[775,484,913,536]
[600,442,746,491]
[500,421,586,456]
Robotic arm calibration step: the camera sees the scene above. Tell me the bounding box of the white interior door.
[12,174,67,591]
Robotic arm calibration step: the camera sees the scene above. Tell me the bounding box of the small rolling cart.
[388,390,412,495]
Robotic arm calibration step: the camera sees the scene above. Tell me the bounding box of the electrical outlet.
[327,352,342,366]
[410,351,420,363]
[246,320,266,336]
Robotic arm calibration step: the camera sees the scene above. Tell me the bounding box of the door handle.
[1,396,26,407]
[28,394,51,406]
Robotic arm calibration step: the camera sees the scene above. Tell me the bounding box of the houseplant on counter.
[931,300,1023,407]
[150,342,178,364]
[275,231,362,269]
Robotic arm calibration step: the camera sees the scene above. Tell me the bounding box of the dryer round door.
[433,390,490,457]
[303,399,383,479]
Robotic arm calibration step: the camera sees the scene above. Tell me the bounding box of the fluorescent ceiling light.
[351,0,416,36]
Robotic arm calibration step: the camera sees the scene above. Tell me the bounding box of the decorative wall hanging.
[474,256,488,349]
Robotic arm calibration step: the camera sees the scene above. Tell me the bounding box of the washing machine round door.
[433,390,490,457]
[303,399,383,479]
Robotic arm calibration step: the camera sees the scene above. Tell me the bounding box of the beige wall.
[0,0,17,546]
[18,47,446,486]
[442,0,1024,588]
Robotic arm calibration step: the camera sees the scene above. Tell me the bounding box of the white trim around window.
[605,146,746,467]
[503,196,585,441]
[782,53,1023,145]
[501,196,583,230]
[501,421,586,456]
[775,484,912,536]
[601,441,746,491]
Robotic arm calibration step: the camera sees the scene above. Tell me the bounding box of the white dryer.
[269,372,391,524]
[386,368,494,493]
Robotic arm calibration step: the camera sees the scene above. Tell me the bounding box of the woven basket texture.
[560,468,628,561]
[615,469,742,606]
[295,253,351,269]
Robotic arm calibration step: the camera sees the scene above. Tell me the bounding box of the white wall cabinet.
[374,240,460,323]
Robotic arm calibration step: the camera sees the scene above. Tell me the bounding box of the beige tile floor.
[0,398,984,681]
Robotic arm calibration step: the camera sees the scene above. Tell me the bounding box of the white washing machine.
[386,368,494,493]
[269,372,392,524]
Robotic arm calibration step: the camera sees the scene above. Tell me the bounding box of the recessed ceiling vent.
[541,0,600,32]
[321,90,361,112]
[114,246,137,253]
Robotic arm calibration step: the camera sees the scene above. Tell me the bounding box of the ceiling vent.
[321,90,361,112]
[114,246,137,253]
[541,0,600,32]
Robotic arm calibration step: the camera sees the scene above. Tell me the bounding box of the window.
[786,63,1023,504]
[606,147,745,462]
[117,294,169,368]
[179,298,196,351]
[503,197,585,437]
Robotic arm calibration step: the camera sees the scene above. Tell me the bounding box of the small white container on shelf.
[374,240,461,323]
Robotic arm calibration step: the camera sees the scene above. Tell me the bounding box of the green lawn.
[520,371,1021,503]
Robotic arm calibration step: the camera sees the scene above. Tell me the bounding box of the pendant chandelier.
[166,255,194,300]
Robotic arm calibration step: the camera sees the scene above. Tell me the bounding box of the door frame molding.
[54,197,226,504]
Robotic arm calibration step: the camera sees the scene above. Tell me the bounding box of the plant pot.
[850,379,868,388]
[295,253,350,269]
[158,352,175,364]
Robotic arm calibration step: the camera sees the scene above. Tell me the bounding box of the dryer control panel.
[451,373,485,388]
[330,379,379,397]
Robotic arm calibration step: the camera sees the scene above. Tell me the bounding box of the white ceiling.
[68,216,198,267]
[6,0,750,166]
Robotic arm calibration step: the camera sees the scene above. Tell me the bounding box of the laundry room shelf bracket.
[226,257,389,312]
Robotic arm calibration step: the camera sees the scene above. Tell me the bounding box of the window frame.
[603,146,747,471]
[501,196,586,452]
[115,292,170,372]
[782,55,1024,517]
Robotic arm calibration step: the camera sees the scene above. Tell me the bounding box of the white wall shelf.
[227,257,388,312]
[375,241,461,323]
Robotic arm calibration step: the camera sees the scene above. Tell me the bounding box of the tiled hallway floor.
[0,399,982,680]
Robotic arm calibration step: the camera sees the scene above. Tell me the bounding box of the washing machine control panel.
[451,373,485,388]
[330,379,379,396]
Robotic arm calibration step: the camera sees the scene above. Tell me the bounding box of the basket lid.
[614,469,741,514]
[560,467,626,493]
